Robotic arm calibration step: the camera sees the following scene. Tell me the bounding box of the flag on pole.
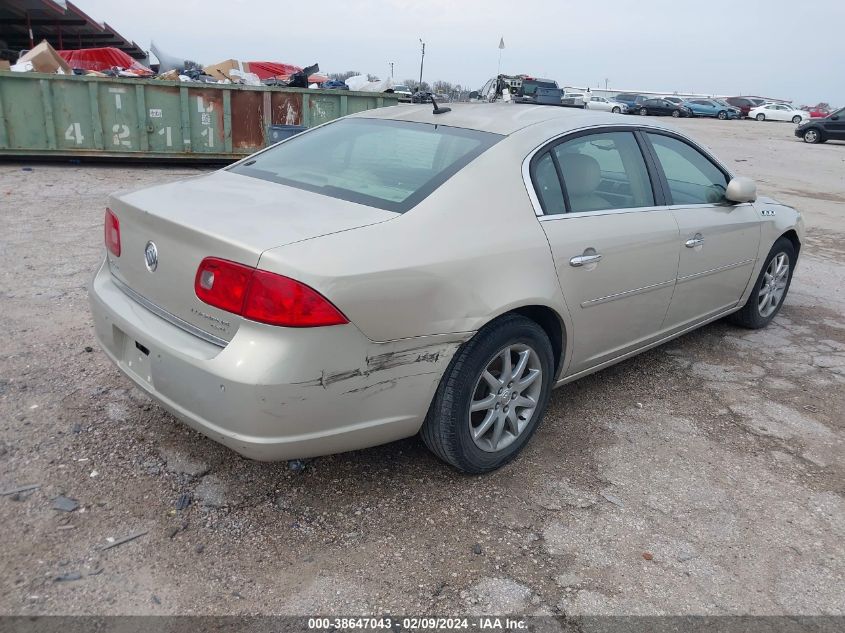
[499,37,505,50]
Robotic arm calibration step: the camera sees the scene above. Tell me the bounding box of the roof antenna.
[430,95,451,115]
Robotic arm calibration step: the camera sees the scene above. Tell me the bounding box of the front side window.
[230,119,501,213]
[646,133,728,205]
[547,132,654,213]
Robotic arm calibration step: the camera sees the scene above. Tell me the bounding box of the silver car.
[90,104,803,472]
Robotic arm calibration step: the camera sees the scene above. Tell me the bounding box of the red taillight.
[194,257,348,328]
[194,257,253,315]
[104,208,120,257]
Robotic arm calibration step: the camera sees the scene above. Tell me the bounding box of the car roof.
[347,103,627,135]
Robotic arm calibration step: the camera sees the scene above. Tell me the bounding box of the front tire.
[728,237,796,329]
[717,110,728,120]
[671,109,681,118]
[421,314,554,473]
[612,106,621,114]
[803,128,823,144]
[756,113,765,121]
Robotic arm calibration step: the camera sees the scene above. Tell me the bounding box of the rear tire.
[727,237,796,329]
[756,113,765,121]
[792,115,802,124]
[421,314,554,473]
[639,108,648,116]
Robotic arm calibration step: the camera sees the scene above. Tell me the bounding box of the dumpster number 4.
[65,123,84,145]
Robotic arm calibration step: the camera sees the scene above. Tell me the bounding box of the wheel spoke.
[511,349,530,382]
[500,348,512,384]
[504,408,520,436]
[490,415,505,450]
[471,393,496,413]
[472,409,496,440]
[482,370,501,391]
[513,395,536,409]
[516,368,540,390]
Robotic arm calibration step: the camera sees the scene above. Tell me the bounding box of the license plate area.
[122,333,153,385]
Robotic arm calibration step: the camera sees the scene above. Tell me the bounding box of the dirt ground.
[0,117,843,618]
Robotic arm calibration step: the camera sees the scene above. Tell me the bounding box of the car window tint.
[552,132,654,213]
[533,152,566,215]
[229,119,501,213]
[647,133,728,205]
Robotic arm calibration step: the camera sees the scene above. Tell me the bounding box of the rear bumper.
[89,259,460,461]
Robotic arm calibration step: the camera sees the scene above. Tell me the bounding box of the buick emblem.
[144,241,158,272]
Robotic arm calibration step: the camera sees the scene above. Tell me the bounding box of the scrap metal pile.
[2,39,396,93]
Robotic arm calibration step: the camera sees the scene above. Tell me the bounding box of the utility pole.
[389,61,394,79]
[418,39,425,89]
[605,78,609,91]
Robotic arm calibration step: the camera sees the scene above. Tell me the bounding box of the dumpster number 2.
[112,124,131,147]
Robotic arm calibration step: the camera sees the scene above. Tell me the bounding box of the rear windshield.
[229,119,501,213]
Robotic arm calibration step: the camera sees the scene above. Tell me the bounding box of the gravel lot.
[1,117,843,617]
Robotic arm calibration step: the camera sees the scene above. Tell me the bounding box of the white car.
[749,103,809,123]
[586,95,627,113]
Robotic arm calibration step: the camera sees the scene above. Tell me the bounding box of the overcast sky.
[83,0,841,105]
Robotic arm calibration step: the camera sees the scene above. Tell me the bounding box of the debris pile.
[3,39,396,94]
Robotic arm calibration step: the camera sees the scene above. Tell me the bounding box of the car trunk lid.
[106,170,396,343]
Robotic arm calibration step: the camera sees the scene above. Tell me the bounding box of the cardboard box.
[0,60,11,71]
[203,59,244,81]
[18,40,72,74]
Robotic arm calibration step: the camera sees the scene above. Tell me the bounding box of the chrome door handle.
[685,234,704,248]
[569,253,603,267]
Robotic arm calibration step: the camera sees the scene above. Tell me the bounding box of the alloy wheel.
[672,110,680,117]
[758,252,790,318]
[639,108,647,116]
[468,344,543,453]
[804,129,819,143]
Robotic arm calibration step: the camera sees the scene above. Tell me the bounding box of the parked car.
[393,85,413,102]
[661,96,685,106]
[725,97,761,118]
[683,99,741,119]
[561,91,586,108]
[586,95,628,113]
[805,106,830,118]
[795,106,845,143]
[90,105,803,473]
[636,98,692,117]
[615,93,647,111]
[749,103,809,123]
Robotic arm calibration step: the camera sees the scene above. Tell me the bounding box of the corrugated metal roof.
[0,0,146,60]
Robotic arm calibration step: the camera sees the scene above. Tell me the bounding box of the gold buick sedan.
[90,104,803,472]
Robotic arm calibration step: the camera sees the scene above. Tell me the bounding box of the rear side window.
[532,131,655,215]
[646,133,728,205]
[230,119,501,213]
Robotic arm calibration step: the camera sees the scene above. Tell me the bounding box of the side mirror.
[468,91,479,100]
[725,176,757,203]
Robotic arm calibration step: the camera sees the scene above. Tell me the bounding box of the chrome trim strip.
[111,276,228,348]
[580,279,675,308]
[677,258,755,284]
[538,205,665,221]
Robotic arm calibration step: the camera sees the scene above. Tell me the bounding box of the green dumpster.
[0,72,400,161]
